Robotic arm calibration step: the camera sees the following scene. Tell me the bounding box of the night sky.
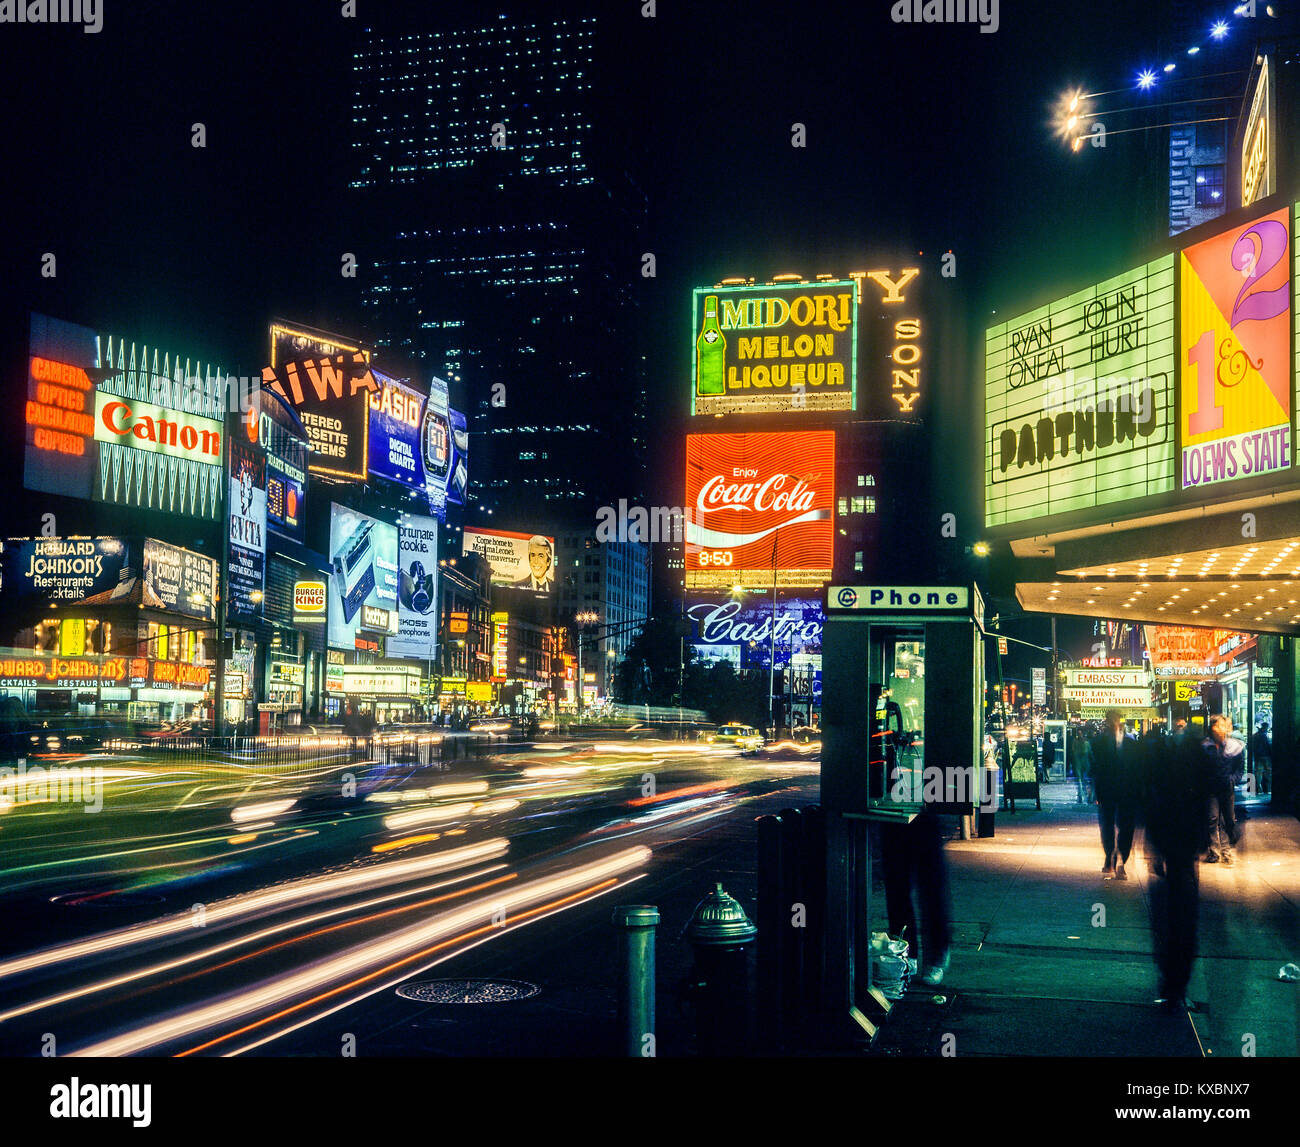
[1,0,1290,666]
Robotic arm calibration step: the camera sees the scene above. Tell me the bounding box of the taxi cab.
[708,724,765,754]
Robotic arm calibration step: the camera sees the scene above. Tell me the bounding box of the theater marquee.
[985,257,1176,529]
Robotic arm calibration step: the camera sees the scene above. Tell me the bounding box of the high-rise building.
[350,10,648,522]
[556,531,651,691]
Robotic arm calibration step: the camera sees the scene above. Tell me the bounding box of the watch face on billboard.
[1179,207,1292,491]
[327,504,399,650]
[691,282,858,416]
[684,431,834,590]
[985,257,1176,529]
[365,370,452,523]
[463,528,555,594]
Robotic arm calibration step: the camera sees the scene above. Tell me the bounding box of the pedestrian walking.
[1202,714,1244,865]
[1144,718,1211,1011]
[1090,709,1141,879]
[1070,728,1094,804]
[1249,720,1272,797]
[877,692,951,986]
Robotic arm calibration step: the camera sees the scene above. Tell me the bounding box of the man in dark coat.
[1144,719,1211,1011]
[1202,714,1243,865]
[1090,709,1141,879]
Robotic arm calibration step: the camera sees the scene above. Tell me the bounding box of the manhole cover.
[396,978,540,1004]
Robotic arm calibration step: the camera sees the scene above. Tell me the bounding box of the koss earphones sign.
[1179,207,1292,490]
[388,515,438,659]
[685,431,834,590]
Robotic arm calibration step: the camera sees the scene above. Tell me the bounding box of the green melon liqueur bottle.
[696,294,726,396]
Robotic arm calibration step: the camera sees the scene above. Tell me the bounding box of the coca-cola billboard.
[685,431,834,589]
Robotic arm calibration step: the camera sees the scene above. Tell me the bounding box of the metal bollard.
[612,905,659,1057]
[755,814,785,1049]
[685,883,758,1056]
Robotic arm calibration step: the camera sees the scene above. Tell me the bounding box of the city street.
[0,736,817,1057]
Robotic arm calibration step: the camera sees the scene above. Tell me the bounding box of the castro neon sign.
[94,393,222,466]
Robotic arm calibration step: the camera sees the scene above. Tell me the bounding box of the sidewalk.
[869,784,1300,1058]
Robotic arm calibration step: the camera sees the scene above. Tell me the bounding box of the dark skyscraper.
[349,10,648,525]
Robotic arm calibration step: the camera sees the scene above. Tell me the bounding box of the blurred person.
[1249,719,1272,797]
[877,687,951,985]
[1202,715,1244,865]
[1144,716,1211,1011]
[1070,728,1094,805]
[1090,709,1141,879]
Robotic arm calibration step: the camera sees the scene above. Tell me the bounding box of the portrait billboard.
[463,528,555,595]
[227,436,267,621]
[684,431,834,590]
[327,504,399,650]
[1179,207,1291,491]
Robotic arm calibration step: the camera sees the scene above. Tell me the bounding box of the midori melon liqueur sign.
[691,282,857,416]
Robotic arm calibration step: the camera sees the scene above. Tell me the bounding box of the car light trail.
[0,839,510,981]
[71,846,651,1057]
[0,867,515,1025]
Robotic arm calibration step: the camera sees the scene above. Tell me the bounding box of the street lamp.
[575,610,599,722]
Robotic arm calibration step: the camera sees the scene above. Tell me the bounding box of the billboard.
[463,528,555,595]
[367,370,456,522]
[388,515,439,659]
[1179,207,1291,491]
[327,504,398,650]
[684,431,834,590]
[257,391,309,543]
[1,537,216,621]
[24,315,228,521]
[491,612,509,681]
[1144,625,1248,678]
[985,257,1176,529]
[227,436,267,621]
[448,408,469,506]
[264,325,376,482]
[691,282,858,416]
[1241,56,1272,209]
[687,596,824,667]
[24,315,100,498]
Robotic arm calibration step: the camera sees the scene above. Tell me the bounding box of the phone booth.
[820,583,986,1043]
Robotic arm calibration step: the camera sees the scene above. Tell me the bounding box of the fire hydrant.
[683,882,757,1056]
